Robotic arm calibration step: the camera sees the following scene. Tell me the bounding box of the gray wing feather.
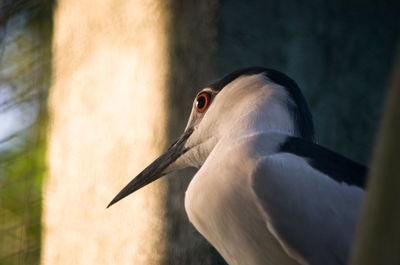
[251,153,364,265]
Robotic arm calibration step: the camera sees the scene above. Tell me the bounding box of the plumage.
[108,67,367,265]
[252,141,364,265]
[279,136,367,187]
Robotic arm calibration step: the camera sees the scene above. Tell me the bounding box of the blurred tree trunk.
[350,48,400,265]
[43,0,220,264]
[44,1,171,264]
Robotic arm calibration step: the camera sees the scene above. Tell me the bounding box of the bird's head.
[107,67,314,208]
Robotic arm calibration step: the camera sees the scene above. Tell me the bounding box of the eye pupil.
[195,92,210,113]
[196,96,206,109]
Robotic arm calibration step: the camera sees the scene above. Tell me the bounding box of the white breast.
[184,134,302,265]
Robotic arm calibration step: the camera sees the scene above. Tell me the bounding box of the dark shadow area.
[0,1,53,264]
[163,1,227,264]
[216,0,400,165]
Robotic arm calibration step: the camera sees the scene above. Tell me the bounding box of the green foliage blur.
[0,1,53,264]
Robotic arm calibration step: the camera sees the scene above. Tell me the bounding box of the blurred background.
[0,0,399,264]
[0,1,52,264]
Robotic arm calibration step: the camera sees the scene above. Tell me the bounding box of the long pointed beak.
[107,128,193,208]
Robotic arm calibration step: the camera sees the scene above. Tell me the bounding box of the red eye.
[195,92,211,113]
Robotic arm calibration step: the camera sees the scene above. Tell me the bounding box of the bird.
[107,67,367,265]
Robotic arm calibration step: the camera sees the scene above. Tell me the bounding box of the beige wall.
[43,1,170,264]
